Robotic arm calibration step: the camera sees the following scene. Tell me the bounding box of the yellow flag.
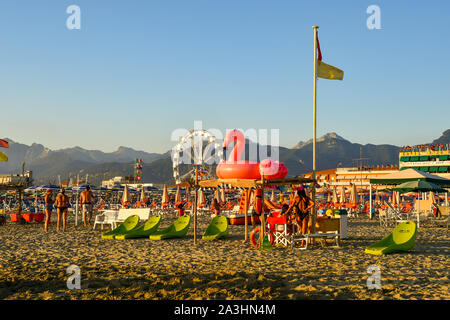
[318,60,344,80]
[0,152,8,161]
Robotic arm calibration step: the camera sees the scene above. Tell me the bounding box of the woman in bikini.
[55,188,70,232]
[44,189,54,232]
[284,186,315,241]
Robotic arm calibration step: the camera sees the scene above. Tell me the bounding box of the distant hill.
[1,129,448,185]
[431,129,450,145]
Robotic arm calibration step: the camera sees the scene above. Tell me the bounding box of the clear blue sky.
[1,0,449,153]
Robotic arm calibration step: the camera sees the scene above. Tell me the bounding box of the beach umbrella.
[327,192,331,202]
[197,189,205,207]
[175,187,181,204]
[144,186,159,191]
[122,185,130,206]
[37,184,60,191]
[340,186,347,203]
[393,180,446,193]
[161,184,169,206]
[214,189,219,202]
[349,184,357,205]
[140,187,147,204]
[220,188,226,203]
[270,190,276,203]
[332,186,338,203]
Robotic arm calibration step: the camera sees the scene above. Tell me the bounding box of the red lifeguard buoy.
[250,226,274,248]
[255,187,262,214]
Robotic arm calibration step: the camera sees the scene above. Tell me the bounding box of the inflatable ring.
[250,227,275,248]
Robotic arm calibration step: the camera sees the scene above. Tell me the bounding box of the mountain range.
[1,130,449,186]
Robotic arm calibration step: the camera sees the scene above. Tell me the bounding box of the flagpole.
[311,26,319,234]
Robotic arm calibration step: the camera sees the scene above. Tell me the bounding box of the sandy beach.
[0,214,448,300]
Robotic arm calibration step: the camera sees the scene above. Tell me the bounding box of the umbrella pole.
[194,166,198,245]
[369,184,373,219]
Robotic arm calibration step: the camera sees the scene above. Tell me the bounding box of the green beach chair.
[365,221,417,255]
[115,214,162,239]
[101,215,140,239]
[149,214,191,240]
[202,215,229,241]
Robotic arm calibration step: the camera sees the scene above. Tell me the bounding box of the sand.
[0,213,448,300]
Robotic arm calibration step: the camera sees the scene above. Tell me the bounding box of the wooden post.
[244,188,249,242]
[260,175,265,248]
[194,166,198,244]
[17,188,22,214]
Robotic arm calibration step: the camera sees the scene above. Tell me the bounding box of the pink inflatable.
[216,129,288,180]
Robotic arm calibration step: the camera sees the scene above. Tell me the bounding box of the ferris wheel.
[171,129,223,184]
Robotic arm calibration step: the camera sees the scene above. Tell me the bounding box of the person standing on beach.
[80,185,95,227]
[284,186,315,244]
[176,202,185,217]
[55,188,70,232]
[44,189,54,232]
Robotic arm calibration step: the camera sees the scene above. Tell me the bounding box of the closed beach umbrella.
[220,188,226,203]
[332,186,338,203]
[175,187,181,204]
[162,184,169,206]
[327,191,331,202]
[140,187,147,204]
[197,189,205,207]
[122,185,130,206]
[340,186,347,203]
[349,184,356,204]
[270,190,276,202]
[214,189,219,202]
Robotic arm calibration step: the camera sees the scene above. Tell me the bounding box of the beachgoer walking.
[44,189,54,232]
[55,188,70,232]
[80,185,95,227]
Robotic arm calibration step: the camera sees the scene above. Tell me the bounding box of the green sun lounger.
[149,214,191,240]
[115,214,162,239]
[365,221,417,255]
[202,215,229,241]
[101,215,140,239]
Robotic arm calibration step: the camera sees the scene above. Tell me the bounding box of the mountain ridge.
[1,129,448,185]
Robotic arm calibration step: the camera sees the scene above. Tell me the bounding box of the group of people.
[44,185,95,232]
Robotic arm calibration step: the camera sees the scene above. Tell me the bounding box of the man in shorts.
[80,185,95,227]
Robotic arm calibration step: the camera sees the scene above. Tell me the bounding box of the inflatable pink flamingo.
[216,129,288,180]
